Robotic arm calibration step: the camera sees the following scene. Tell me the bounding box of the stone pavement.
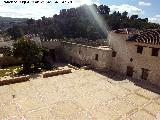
[0,70,160,120]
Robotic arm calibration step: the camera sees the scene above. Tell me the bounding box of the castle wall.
[42,40,112,72]
[61,42,112,71]
[42,36,160,87]
[41,40,61,49]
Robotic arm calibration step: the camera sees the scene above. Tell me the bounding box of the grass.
[0,66,22,77]
[0,65,59,78]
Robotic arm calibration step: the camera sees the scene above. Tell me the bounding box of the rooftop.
[0,70,160,119]
[127,29,160,45]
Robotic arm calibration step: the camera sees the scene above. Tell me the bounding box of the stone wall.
[108,33,129,75]
[61,42,112,71]
[108,32,160,87]
[41,36,160,87]
[0,56,22,68]
[42,40,112,72]
[42,40,61,49]
[127,42,160,86]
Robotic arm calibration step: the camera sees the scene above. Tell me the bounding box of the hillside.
[0,16,27,31]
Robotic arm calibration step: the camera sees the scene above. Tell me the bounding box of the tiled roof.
[128,29,160,45]
[113,28,138,34]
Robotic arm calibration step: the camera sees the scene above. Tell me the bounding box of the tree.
[12,38,43,72]
[122,11,128,18]
[98,5,110,15]
[11,4,160,40]
[26,18,35,34]
[130,15,138,20]
[7,25,24,40]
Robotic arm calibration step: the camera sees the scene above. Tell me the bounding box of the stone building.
[41,29,160,87]
[109,29,160,86]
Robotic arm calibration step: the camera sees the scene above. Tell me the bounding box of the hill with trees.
[4,4,160,40]
[0,16,27,31]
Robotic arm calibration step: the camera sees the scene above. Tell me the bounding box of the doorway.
[49,49,56,61]
[126,66,134,77]
[141,68,149,80]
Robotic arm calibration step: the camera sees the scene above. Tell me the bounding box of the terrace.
[0,69,160,119]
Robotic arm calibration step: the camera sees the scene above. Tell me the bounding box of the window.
[112,51,117,57]
[137,46,143,54]
[95,54,98,61]
[152,48,159,56]
[79,49,81,54]
[130,58,133,62]
[141,68,149,80]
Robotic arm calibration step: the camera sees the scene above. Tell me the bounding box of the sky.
[0,0,159,24]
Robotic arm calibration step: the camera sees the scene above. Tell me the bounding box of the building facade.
[41,29,160,87]
[109,29,160,87]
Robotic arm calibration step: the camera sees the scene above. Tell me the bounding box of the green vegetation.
[12,37,43,72]
[7,25,24,40]
[0,66,22,77]
[5,4,159,41]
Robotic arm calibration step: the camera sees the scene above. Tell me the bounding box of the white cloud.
[138,2,151,6]
[0,1,58,19]
[69,0,100,7]
[0,0,100,19]
[109,4,143,15]
[149,15,160,24]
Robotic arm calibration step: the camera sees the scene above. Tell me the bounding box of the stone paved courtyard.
[0,70,160,120]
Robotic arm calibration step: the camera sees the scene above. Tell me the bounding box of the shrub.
[12,37,43,73]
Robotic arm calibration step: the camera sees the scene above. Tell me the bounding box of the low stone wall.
[0,68,72,85]
[68,64,79,70]
[42,69,72,78]
[0,76,30,86]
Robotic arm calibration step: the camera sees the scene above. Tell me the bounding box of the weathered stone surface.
[0,70,159,119]
[124,94,149,107]
[42,69,71,78]
[136,89,159,99]
[90,105,120,120]
[126,110,155,120]
[144,102,160,116]
[0,76,29,86]
[25,108,53,120]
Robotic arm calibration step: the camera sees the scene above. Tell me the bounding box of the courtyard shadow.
[94,69,126,81]
[94,69,160,95]
[128,77,160,95]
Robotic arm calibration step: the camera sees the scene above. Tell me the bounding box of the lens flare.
[86,4,111,45]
